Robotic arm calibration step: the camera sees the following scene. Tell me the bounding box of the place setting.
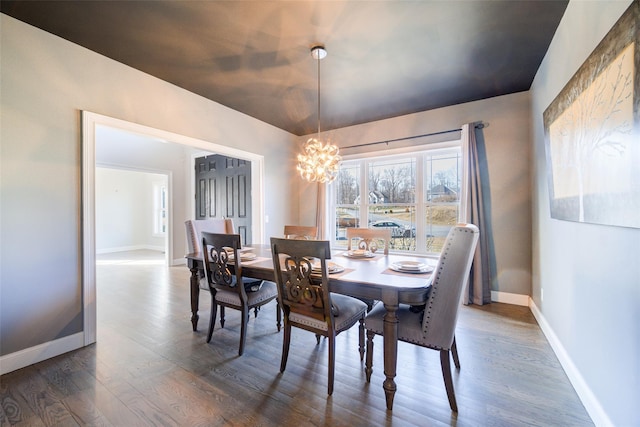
[224,247,258,262]
[342,249,377,259]
[311,260,345,276]
[387,260,435,275]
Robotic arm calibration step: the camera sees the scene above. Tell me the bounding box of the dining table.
[185,244,436,410]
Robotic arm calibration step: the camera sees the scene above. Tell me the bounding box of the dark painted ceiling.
[1,0,568,136]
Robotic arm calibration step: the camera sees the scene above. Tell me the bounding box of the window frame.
[328,139,462,256]
[153,182,167,237]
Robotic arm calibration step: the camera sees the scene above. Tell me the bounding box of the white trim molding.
[529,299,612,427]
[0,333,85,375]
[490,290,529,306]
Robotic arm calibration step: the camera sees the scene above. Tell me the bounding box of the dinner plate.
[228,252,257,261]
[311,262,344,274]
[394,261,426,271]
[343,250,375,258]
[389,262,434,274]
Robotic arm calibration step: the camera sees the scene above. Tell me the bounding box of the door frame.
[82,111,265,345]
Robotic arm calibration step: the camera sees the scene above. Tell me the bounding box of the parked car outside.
[370,220,415,237]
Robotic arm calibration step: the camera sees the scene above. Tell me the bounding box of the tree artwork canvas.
[543,1,639,229]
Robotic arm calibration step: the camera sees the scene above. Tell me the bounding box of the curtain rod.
[340,123,484,150]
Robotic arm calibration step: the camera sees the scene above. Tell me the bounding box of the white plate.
[312,262,344,274]
[344,250,375,258]
[394,261,426,271]
[390,262,434,274]
[228,252,257,261]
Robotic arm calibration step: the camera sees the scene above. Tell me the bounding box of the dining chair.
[202,232,280,356]
[283,225,318,240]
[270,237,368,395]
[346,227,391,255]
[364,223,479,411]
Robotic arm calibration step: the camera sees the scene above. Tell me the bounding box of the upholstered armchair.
[364,223,479,411]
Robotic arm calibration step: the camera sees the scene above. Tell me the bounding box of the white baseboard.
[529,299,611,427]
[96,245,164,254]
[0,332,85,375]
[490,290,529,306]
[173,258,187,266]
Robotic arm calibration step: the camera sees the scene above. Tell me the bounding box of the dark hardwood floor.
[0,250,593,426]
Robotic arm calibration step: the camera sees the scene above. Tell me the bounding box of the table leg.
[382,290,399,410]
[189,263,200,331]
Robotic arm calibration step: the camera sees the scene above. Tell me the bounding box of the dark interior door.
[195,154,252,244]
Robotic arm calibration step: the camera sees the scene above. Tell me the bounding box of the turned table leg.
[188,261,201,331]
[382,290,399,410]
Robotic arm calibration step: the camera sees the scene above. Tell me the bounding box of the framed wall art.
[543,1,639,229]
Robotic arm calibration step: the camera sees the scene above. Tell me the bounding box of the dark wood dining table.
[186,244,435,410]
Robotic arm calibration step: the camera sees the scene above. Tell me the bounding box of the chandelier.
[297,45,341,183]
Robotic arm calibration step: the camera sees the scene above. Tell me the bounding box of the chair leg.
[440,350,458,412]
[315,334,321,345]
[365,330,375,382]
[328,334,335,395]
[238,307,248,356]
[451,336,460,369]
[207,300,218,343]
[280,323,291,373]
[253,307,259,317]
[276,302,282,332]
[358,319,365,361]
[220,306,226,328]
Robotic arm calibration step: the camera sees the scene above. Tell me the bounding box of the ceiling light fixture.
[296,45,341,183]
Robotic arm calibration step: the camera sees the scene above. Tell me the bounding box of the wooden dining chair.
[202,232,280,356]
[283,225,318,240]
[346,227,391,255]
[364,223,479,411]
[270,237,368,395]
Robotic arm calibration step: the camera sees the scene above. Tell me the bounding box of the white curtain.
[315,182,327,239]
[460,123,492,305]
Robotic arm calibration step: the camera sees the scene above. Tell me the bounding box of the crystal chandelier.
[297,45,341,183]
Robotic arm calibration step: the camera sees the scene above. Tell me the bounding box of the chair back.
[421,223,479,349]
[283,225,318,240]
[270,238,333,325]
[346,227,391,255]
[201,232,246,299]
[185,219,235,254]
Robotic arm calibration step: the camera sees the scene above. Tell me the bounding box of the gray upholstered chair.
[185,219,235,290]
[346,227,391,255]
[364,223,479,411]
[270,237,368,395]
[283,225,318,240]
[185,218,235,254]
[202,232,280,356]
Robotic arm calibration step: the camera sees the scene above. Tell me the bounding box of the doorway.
[82,111,265,346]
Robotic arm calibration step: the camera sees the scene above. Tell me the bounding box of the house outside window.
[330,142,462,255]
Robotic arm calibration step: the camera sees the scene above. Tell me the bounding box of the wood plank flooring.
[0,250,593,426]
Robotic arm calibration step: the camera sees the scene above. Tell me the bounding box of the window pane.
[424,150,461,252]
[335,163,360,242]
[368,157,416,251]
[368,158,415,203]
[368,205,416,251]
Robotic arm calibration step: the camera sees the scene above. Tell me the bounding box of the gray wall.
[0,14,297,357]
[530,1,638,425]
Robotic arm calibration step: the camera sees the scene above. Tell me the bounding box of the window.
[330,142,462,255]
[153,183,167,236]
